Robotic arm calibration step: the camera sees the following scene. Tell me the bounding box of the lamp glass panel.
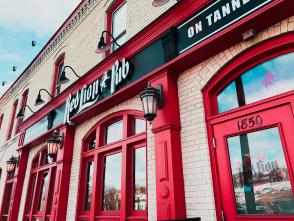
[7,161,16,173]
[141,96,148,115]
[147,96,154,114]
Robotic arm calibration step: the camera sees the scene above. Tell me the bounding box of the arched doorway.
[204,34,294,221]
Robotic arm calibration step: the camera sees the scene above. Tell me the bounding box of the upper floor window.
[217,52,294,113]
[52,56,64,97]
[77,111,147,220]
[107,0,126,54]
[16,90,29,134]
[7,100,18,140]
[0,114,4,135]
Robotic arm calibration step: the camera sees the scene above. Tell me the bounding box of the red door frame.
[203,33,294,221]
[12,1,294,220]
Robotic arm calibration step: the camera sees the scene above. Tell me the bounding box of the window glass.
[217,81,239,113]
[29,176,36,211]
[112,3,126,38]
[242,53,294,104]
[105,120,123,144]
[217,52,294,113]
[134,119,146,135]
[227,127,294,215]
[88,138,96,151]
[133,147,146,211]
[4,183,13,214]
[84,161,94,211]
[55,61,64,97]
[113,33,126,51]
[37,173,49,211]
[102,152,122,211]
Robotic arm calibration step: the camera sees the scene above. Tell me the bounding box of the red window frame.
[51,55,64,98]
[7,100,18,140]
[23,146,57,221]
[203,34,294,221]
[106,0,126,57]
[0,114,4,141]
[16,90,29,134]
[0,170,15,220]
[76,110,147,221]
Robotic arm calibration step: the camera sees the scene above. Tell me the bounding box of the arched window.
[23,147,57,221]
[7,100,18,140]
[204,39,294,220]
[0,114,4,141]
[52,55,64,97]
[106,0,127,55]
[17,89,29,134]
[217,52,294,114]
[76,111,147,221]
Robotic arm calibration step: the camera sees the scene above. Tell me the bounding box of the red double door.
[212,102,294,221]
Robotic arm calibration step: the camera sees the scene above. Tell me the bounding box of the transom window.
[217,52,294,113]
[23,147,57,221]
[77,111,147,221]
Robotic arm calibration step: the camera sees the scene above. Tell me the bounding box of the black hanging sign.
[177,0,276,54]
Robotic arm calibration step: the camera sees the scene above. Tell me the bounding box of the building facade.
[0,0,294,221]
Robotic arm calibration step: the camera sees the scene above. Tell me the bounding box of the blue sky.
[0,0,82,96]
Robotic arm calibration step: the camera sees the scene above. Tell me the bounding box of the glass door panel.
[212,104,294,220]
[227,127,294,215]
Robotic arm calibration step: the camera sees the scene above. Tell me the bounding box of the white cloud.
[0,0,82,37]
[0,53,26,63]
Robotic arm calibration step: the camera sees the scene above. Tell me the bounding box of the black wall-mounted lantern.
[15,105,35,119]
[58,66,81,85]
[2,81,11,86]
[140,82,163,124]
[46,129,64,158]
[95,31,120,54]
[6,155,20,174]
[13,66,23,72]
[32,40,44,47]
[35,89,53,106]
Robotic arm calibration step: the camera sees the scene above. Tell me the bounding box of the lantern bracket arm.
[156,84,163,110]
[52,129,64,149]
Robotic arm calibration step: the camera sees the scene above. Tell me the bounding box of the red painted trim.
[7,100,18,140]
[106,0,126,57]
[17,90,29,134]
[51,55,65,98]
[76,110,147,220]
[0,114,4,142]
[203,34,294,221]
[18,0,293,136]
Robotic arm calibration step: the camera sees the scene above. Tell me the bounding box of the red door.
[212,104,294,221]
